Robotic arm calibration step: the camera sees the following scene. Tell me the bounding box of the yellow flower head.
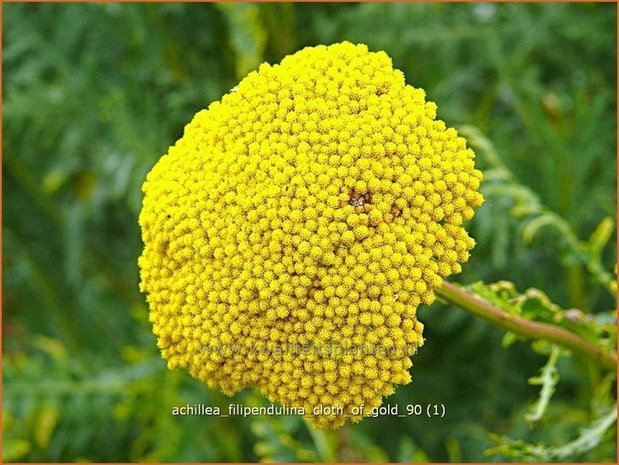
[138,42,483,429]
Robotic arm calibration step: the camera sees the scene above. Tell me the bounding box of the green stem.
[307,428,337,462]
[435,282,617,372]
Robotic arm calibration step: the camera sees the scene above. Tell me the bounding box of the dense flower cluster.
[139,42,483,429]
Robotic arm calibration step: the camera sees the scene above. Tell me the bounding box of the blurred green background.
[3,2,616,462]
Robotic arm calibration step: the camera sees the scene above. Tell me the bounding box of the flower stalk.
[435,281,617,371]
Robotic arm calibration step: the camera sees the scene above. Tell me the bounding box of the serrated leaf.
[487,405,617,461]
[525,345,560,423]
[468,281,616,346]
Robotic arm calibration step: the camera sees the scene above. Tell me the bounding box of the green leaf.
[522,212,571,244]
[217,3,267,80]
[589,216,614,258]
[468,281,616,346]
[488,404,617,461]
[34,405,59,449]
[2,439,32,462]
[525,345,560,423]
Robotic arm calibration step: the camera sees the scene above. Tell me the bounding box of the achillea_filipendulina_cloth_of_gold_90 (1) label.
[138,42,484,429]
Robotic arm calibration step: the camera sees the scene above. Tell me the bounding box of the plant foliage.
[3,2,616,462]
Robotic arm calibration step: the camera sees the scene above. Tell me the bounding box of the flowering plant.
[139,42,485,428]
